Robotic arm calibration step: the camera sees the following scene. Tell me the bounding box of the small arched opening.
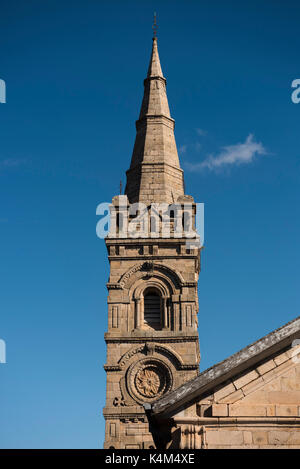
[143,288,162,330]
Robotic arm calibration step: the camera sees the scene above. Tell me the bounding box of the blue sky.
[0,0,299,449]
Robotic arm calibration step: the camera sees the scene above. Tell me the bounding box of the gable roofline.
[151,315,300,417]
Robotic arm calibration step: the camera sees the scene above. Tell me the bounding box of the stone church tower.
[103,35,201,449]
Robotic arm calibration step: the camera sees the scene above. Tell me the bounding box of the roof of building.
[151,315,300,417]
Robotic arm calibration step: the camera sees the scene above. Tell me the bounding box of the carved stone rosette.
[126,358,173,404]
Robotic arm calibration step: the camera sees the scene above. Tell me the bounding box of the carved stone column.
[179,424,203,449]
[135,298,142,329]
[162,296,168,329]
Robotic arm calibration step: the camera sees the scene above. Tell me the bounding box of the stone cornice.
[103,365,121,372]
[105,238,201,249]
[143,75,166,85]
[103,412,147,421]
[173,416,300,426]
[135,113,174,131]
[108,256,198,262]
[126,161,183,175]
[104,334,199,344]
[106,283,123,290]
[105,238,200,245]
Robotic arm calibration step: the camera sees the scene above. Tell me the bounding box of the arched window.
[169,210,175,219]
[143,288,161,330]
[182,210,192,233]
[116,212,121,232]
[150,216,158,236]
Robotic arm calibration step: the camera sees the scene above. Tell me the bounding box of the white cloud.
[196,128,207,137]
[179,142,202,155]
[186,134,267,172]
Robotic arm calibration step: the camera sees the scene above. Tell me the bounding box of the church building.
[103,32,300,449]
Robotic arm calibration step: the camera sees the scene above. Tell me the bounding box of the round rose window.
[127,358,173,404]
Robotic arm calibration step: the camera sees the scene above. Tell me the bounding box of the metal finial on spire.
[120,180,122,194]
[152,12,158,38]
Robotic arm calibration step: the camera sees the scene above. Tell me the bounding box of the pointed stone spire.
[138,37,171,120]
[125,36,185,204]
[147,36,164,79]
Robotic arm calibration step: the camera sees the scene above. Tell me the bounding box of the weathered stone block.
[212,404,228,417]
[256,359,276,375]
[233,370,259,389]
[229,404,266,417]
[252,431,268,446]
[206,430,244,446]
[276,405,298,416]
[214,382,236,401]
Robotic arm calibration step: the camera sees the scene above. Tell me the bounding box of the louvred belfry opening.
[144,289,161,329]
